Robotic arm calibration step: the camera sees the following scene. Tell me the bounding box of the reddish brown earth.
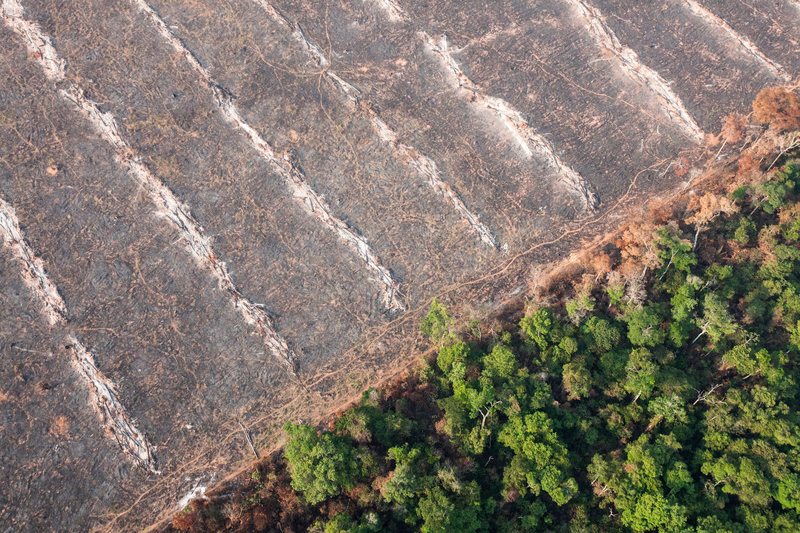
[0,0,797,530]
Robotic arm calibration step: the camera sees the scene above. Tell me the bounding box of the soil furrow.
[2,0,297,368]
[0,197,66,325]
[422,32,600,212]
[133,0,404,312]
[566,0,704,143]
[683,0,791,82]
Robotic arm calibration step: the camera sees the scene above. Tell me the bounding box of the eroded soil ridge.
[422,33,600,212]
[566,0,704,143]
[683,0,791,82]
[2,0,297,368]
[133,0,404,312]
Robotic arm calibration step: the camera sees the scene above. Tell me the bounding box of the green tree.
[566,290,596,325]
[735,216,757,244]
[694,293,736,345]
[320,513,353,533]
[321,512,382,533]
[499,412,577,505]
[483,344,518,382]
[563,357,593,400]
[623,348,659,400]
[521,308,561,351]
[283,422,363,504]
[625,305,667,347]
[655,226,697,280]
[776,472,800,512]
[669,284,697,347]
[417,486,455,533]
[416,484,482,533]
[421,298,454,345]
[581,316,621,354]
[721,342,768,378]
[437,341,469,375]
[622,492,689,533]
[649,394,688,425]
[599,349,630,390]
[701,454,774,508]
[592,434,691,532]
[381,444,435,507]
[754,179,788,214]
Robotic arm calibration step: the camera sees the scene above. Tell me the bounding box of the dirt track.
[1,0,797,530]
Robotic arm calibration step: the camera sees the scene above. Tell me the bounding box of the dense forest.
[168,87,800,533]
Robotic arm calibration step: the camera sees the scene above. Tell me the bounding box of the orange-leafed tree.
[737,154,757,177]
[685,193,739,250]
[721,112,748,144]
[685,193,739,229]
[753,87,800,132]
[674,156,690,178]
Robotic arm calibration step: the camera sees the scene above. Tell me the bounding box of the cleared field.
[695,0,800,76]
[0,244,126,531]
[272,0,692,221]
[592,0,788,128]
[0,0,797,530]
[0,17,301,530]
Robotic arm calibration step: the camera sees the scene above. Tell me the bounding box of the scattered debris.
[133,0,404,312]
[423,33,600,212]
[566,0,704,143]
[237,418,260,459]
[683,0,791,82]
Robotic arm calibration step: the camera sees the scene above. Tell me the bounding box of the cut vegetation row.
[0,198,67,325]
[682,0,791,82]
[131,0,404,312]
[69,336,161,474]
[565,0,705,143]
[0,195,159,473]
[421,32,600,212]
[252,0,498,249]
[252,0,329,68]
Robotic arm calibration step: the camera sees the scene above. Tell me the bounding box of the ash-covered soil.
[0,0,796,530]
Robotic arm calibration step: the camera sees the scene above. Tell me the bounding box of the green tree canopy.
[283,422,364,504]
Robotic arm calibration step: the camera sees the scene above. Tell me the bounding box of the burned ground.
[0,0,797,531]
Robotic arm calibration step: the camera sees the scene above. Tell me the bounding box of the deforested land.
[1,0,800,531]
